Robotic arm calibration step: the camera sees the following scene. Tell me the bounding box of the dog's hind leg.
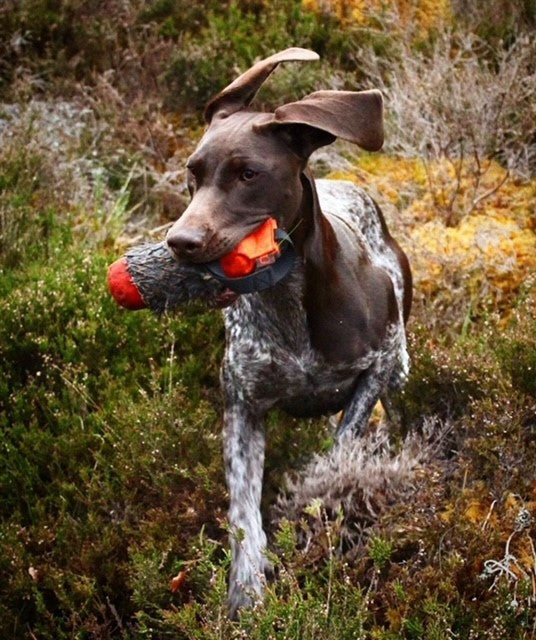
[336,324,409,437]
[222,398,269,617]
[387,332,410,391]
[335,358,394,438]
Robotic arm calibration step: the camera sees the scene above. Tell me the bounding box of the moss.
[329,155,536,331]
[302,0,453,38]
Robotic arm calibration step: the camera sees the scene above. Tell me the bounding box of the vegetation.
[0,1,535,638]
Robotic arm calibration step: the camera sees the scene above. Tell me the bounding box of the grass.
[1,1,535,638]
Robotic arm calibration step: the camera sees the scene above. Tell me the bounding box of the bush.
[1,3,535,637]
[359,31,536,185]
[163,0,354,113]
[452,0,536,44]
[0,109,226,636]
[0,205,230,639]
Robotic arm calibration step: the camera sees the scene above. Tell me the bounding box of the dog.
[166,48,412,616]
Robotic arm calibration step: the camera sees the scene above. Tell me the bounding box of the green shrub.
[1,3,535,637]
[453,0,536,45]
[0,142,61,269]
[0,244,226,637]
[163,0,352,113]
[0,139,228,635]
[494,288,536,398]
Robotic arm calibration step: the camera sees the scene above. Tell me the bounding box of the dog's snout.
[167,228,205,258]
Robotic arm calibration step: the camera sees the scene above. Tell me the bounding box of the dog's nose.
[166,228,205,258]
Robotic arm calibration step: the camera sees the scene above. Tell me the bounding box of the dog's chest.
[222,270,371,416]
[221,180,405,417]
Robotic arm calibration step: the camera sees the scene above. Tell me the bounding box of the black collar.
[204,229,296,294]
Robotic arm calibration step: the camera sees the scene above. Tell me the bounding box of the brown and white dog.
[166,48,412,616]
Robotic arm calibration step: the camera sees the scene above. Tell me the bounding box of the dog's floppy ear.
[204,48,319,123]
[258,89,384,155]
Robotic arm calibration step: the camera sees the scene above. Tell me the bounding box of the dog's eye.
[240,169,258,182]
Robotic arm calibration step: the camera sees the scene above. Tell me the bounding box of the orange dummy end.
[107,257,146,310]
[220,218,279,278]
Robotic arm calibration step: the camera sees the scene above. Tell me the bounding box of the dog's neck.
[223,172,335,358]
[283,169,325,254]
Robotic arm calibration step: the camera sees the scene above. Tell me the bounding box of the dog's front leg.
[223,398,268,617]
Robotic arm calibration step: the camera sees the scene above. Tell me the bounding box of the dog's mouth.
[205,224,296,295]
[194,220,275,265]
[167,218,296,300]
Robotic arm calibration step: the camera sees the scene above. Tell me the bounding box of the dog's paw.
[227,575,264,620]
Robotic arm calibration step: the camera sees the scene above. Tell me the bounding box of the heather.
[0,1,535,638]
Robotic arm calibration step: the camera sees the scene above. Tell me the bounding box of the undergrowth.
[1,1,535,639]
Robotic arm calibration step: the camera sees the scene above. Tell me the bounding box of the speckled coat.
[219,179,411,612]
[165,48,412,616]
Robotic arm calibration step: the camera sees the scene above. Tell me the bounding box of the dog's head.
[166,48,383,263]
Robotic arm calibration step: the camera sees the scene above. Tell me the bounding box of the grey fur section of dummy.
[124,242,228,313]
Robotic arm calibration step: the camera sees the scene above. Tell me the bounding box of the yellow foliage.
[330,155,428,207]
[328,154,536,306]
[464,499,495,526]
[440,496,498,528]
[302,0,452,36]
[440,491,535,577]
[411,214,535,298]
[386,607,403,631]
